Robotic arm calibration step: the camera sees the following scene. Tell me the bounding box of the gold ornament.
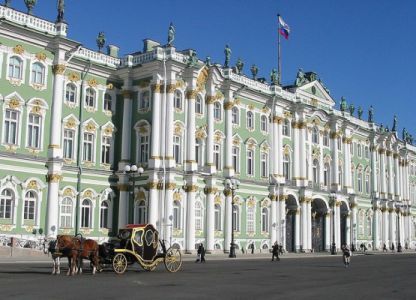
[67,72,80,82]
[52,64,66,75]
[8,97,21,109]
[35,52,47,61]
[13,45,24,55]
[88,79,98,87]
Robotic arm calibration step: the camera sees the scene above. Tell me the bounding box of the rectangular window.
[27,114,41,148]
[83,133,94,162]
[214,144,221,170]
[173,135,181,164]
[261,152,268,177]
[101,136,111,164]
[139,135,149,163]
[195,142,200,166]
[232,146,239,173]
[3,109,19,145]
[63,129,75,159]
[24,200,35,220]
[247,150,254,176]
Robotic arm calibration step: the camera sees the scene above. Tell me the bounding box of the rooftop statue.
[295,68,306,87]
[392,115,398,132]
[205,56,211,67]
[187,50,198,67]
[368,105,374,123]
[402,128,407,141]
[57,0,65,22]
[24,0,36,15]
[167,22,175,46]
[5,0,11,8]
[379,124,384,132]
[235,58,244,75]
[357,106,363,120]
[270,69,278,85]
[340,97,347,112]
[224,44,232,68]
[250,64,258,80]
[96,32,106,53]
[349,103,355,115]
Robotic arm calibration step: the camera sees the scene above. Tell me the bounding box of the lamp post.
[331,199,336,255]
[225,177,240,258]
[396,204,402,252]
[124,164,144,223]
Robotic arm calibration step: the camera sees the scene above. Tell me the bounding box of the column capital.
[206,95,216,104]
[273,116,283,124]
[224,101,234,110]
[46,173,63,183]
[167,84,176,93]
[186,89,197,99]
[122,90,133,98]
[151,84,162,93]
[223,189,232,197]
[52,64,66,75]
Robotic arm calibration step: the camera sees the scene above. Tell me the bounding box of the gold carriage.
[111,224,182,274]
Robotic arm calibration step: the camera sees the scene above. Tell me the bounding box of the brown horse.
[72,238,100,275]
[52,235,79,275]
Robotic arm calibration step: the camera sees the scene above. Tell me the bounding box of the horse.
[45,236,77,275]
[72,238,101,275]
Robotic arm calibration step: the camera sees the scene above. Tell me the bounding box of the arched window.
[247,111,254,129]
[247,206,255,233]
[134,200,146,224]
[174,90,182,110]
[283,152,291,181]
[139,91,150,110]
[312,159,319,184]
[138,133,149,164]
[312,127,319,144]
[85,88,95,108]
[214,102,221,120]
[81,199,92,228]
[195,201,203,231]
[24,191,37,221]
[0,189,13,219]
[31,62,45,84]
[173,200,181,229]
[8,56,22,79]
[261,115,268,132]
[65,83,76,103]
[100,201,109,228]
[101,135,112,164]
[104,93,112,111]
[232,205,240,231]
[323,163,330,188]
[261,207,269,232]
[214,204,221,231]
[196,94,203,114]
[283,119,291,136]
[60,197,73,228]
[232,146,239,173]
[323,131,329,147]
[232,107,239,125]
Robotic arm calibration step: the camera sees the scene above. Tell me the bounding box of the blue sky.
[10,0,415,136]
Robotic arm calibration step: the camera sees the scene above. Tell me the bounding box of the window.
[63,129,75,159]
[65,83,76,103]
[247,111,254,130]
[135,200,146,224]
[232,107,239,125]
[357,172,363,193]
[323,131,329,147]
[173,201,181,229]
[350,143,354,155]
[24,191,36,221]
[85,88,95,108]
[338,166,343,186]
[247,149,254,176]
[214,204,221,231]
[196,95,203,114]
[174,90,182,110]
[100,201,109,228]
[312,159,319,184]
[31,62,45,84]
[247,206,255,233]
[365,174,370,194]
[83,132,94,162]
[195,201,203,231]
[283,153,290,180]
[232,205,240,231]
[323,163,330,188]
[283,119,291,136]
[261,152,268,178]
[337,137,342,150]
[358,212,364,236]
[60,197,73,228]
[365,146,370,159]
[366,216,372,237]
[104,93,112,111]
[139,91,150,110]
[8,56,22,79]
[232,146,239,173]
[195,139,203,166]
[3,109,19,145]
[0,189,14,219]
[173,135,181,164]
[214,143,221,170]
[138,135,149,163]
[357,144,362,158]
[214,102,221,121]
[81,199,92,228]
[101,136,112,164]
[27,113,41,148]
[312,127,319,144]
[261,115,268,132]
[261,207,269,232]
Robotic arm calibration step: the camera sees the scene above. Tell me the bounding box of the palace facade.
[0,4,415,253]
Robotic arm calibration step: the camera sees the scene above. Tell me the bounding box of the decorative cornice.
[148,182,158,190]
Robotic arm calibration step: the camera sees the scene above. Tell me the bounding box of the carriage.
[99,224,182,274]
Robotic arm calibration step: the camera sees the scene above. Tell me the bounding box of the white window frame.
[232,146,240,173]
[247,111,254,130]
[101,135,112,165]
[283,119,291,136]
[84,87,96,109]
[195,201,203,231]
[214,204,222,231]
[173,135,182,165]
[63,129,75,160]
[30,62,45,85]
[174,90,183,110]
[0,189,14,220]
[3,109,20,146]
[196,94,204,114]
[247,206,255,233]
[138,90,150,111]
[81,199,92,228]
[232,107,239,125]
[8,56,23,80]
[65,83,77,104]
[214,102,222,121]
[261,152,268,178]
[247,149,255,176]
[103,93,113,112]
[173,200,181,230]
[27,113,42,149]
[60,197,73,228]
[83,132,95,162]
[214,143,222,170]
[261,207,269,233]
[100,200,109,228]
[260,115,268,132]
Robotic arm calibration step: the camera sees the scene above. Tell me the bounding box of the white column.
[148,184,159,228]
[224,191,232,252]
[343,137,352,192]
[292,122,300,181]
[271,197,277,244]
[387,151,394,198]
[185,184,196,253]
[164,185,174,245]
[345,214,351,247]
[165,84,175,167]
[373,205,380,250]
[393,153,400,199]
[306,200,312,251]
[45,177,61,237]
[330,132,339,191]
[185,89,196,172]
[325,212,330,251]
[150,84,162,168]
[390,208,396,247]
[370,145,378,195]
[277,119,283,178]
[120,90,133,161]
[272,117,280,177]
[224,92,234,177]
[383,208,389,246]
[351,204,357,249]
[205,94,215,172]
[300,199,308,251]
[279,197,287,249]
[299,123,307,182]
[206,188,215,252]
[295,209,300,252]
[379,149,387,197]
[404,159,410,200]
[335,202,341,250]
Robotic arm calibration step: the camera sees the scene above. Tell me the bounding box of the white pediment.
[295,80,335,109]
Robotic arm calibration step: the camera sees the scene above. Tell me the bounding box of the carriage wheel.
[164,247,182,273]
[112,253,128,274]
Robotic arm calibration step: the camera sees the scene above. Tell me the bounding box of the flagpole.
[277,14,281,85]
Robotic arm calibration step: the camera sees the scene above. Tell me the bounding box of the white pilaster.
[295,209,300,252]
[185,88,197,172]
[300,199,308,251]
[325,212,330,251]
[185,181,196,253]
[165,84,175,168]
[330,131,339,191]
[224,192,232,253]
[149,83,162,168]
[224,90,234,178]
[205,186,215,252]
[271,197,277,244]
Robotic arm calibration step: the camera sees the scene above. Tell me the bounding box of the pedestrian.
[397,242,402,253]
[271,242,280,262]
[196,243,203,263]
[278,244,284,256]
[251,243,255,254]
[383,243,388,252]
[342,244,351,268]
[200,243,206,262]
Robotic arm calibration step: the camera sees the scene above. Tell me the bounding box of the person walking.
[382,243,388,252]
[196,243,206,263]
[271,242,280,262]
[342,244,351,268]
[251,243,255,254]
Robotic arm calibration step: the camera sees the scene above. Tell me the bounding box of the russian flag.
[278,15,290,40]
